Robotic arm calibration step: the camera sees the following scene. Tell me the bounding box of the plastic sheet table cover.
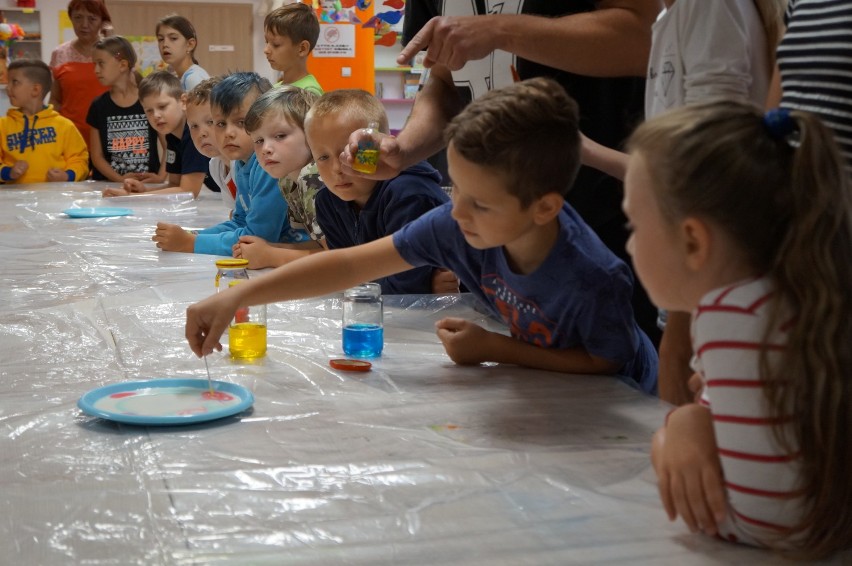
[0,184,828,565]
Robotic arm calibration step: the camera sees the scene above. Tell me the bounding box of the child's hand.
[102,186,129,197]
[688,372,705,403]
[128,172,164,183]
[233,235,271,269]
[435,317,494,365]
[153,222,196,253]
[186,289,243,357]
[10,160,28,180]
[46,168,69,182]
[123,178,147,193]
[651,404,726,536]
[340,130,403,180]
[431,268,460,294]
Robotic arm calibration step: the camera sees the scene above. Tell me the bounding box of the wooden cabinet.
[3,8,42,63]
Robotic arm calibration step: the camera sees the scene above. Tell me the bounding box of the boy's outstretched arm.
[435,317,620,374]
[186,236,414,356]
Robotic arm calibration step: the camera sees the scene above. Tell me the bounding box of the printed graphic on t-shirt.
[442,0,522,101]
[481,272,555,347]
[106,114,153,174]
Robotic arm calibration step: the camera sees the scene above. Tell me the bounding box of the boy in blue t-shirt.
[102,71,217,197]
[153,72,308,255]
[185,78,658,393]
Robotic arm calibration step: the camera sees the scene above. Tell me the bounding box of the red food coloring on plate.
[202,390,235,401]
[110,392,136,399]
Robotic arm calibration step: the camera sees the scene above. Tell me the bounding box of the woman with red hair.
[49,0,113,150]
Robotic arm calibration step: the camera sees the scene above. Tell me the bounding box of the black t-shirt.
[165,123,220,192]
[86,93,160,180]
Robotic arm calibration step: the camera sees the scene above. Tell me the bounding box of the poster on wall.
[126,35,167,77]
[313,24,355,58]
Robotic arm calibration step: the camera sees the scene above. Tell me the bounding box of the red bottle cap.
[329,359,372,372]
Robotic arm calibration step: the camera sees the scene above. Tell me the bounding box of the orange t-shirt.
[49,42,109,150]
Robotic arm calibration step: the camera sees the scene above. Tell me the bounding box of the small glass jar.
[342,283,383,358]
[214,258,249,292]
[351,121,380,174]
[228,280,267,359]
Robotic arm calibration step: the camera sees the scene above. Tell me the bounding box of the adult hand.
[397,15,499,71]
[10,160,28,180]
[651,405,726,536]
[46,168,68,182]
[339,130,405,180]
[435,317,494,365]
[152,222,195,253]
[185,290,241,357]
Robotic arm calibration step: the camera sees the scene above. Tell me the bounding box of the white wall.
[0,0,275,82]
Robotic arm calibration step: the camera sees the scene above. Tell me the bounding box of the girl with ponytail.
[623,100,852,559]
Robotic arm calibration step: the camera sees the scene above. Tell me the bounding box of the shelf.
[376,66,411,72]
[380,98,415,103]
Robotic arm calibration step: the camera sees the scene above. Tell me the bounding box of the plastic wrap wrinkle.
[1,183,846,565]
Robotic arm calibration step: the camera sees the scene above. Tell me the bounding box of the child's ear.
[180,93,188,111]
[297,39,311,57]
[531,192,564,225]
[187,37,197,55]
[681,216,711,272]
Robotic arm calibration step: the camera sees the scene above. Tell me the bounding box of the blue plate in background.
[64,207,133,218]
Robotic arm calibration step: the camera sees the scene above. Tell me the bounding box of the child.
[153,72,307,255]
[87,36,163,183]
[156,14,209,91]
[233,85,325,268]
[185,78,658,393]
[0,59,88,184]
[628,101,852,557]
[103,71,218,197]
[307,89,450,294]
[184,76,236,215]
[263,2,323,94]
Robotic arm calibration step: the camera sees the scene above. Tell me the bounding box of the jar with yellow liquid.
[227,280,267,359]
[351,121,380,174]
[215,258,249,292]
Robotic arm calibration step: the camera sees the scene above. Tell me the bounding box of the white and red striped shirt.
[692,277,804,548]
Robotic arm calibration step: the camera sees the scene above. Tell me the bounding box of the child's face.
[623,153,693,311]
[92,49,126,86]
[157,25,194,68]
[306,112,377,208]
[263,31,304,74]
[212,95,256,162]
[141,91,185,136]
[185,101,220,159]
[251,111,311,179]
[6,70,39,109]
[446,141,543,251]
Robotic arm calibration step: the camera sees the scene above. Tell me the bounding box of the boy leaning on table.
[185,78,658,394]
[0,59,88,184]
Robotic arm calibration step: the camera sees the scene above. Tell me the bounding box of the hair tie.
[764,108,796,140]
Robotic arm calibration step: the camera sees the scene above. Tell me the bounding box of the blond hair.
[306,89,388,134]
[245,85,318,134]
[629,100,852,560]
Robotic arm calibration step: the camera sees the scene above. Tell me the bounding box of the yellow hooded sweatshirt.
[0,104,89,184]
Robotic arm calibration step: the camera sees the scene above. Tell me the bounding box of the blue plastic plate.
[77,378,254,426]
[64,207,133,218]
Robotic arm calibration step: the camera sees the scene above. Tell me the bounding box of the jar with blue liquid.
[342,283,383,358]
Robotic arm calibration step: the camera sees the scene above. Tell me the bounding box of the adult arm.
[398,0,660,77]
[186,236,414,356]
[49,79,63,112]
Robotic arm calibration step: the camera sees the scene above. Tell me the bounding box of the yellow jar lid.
[215,259,249,268]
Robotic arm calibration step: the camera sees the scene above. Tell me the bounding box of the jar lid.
[215,258,249,268]
[329,359,372,372]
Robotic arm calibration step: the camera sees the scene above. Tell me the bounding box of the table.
[0,183,823,564]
